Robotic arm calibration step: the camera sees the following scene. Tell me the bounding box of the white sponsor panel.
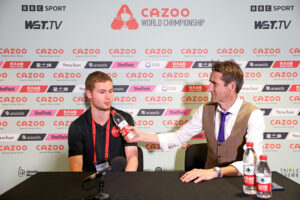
[137,61,167,69]
[57,61,86,69]
[241,85,264,92]
[0,134,19,141]
[154,85,184,93]
[287,132,300,140]
[271,108,299,116]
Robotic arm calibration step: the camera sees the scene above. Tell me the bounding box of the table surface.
[1,171,299,200]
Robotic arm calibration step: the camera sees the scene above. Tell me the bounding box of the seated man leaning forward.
[68,71,138,172]
[125,60,264,183]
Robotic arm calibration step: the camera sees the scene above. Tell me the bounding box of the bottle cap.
[111,110,116,115]
[246,142,254,147]
[260,155,267,160]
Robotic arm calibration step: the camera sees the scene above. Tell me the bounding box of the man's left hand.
[180,168,218,183]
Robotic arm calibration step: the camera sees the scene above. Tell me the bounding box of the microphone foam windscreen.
[110,156,127,172]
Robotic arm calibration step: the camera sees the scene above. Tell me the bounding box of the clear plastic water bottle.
[243,142,257,195]
[256,155,272,199]
[111,110,134,139]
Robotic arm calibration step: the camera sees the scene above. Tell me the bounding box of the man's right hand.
[123,126,160,144]
[123,126,143,143]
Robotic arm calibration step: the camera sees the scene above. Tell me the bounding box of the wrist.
[213,167,223,178]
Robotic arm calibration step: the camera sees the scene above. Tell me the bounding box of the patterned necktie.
[218,112,230,142]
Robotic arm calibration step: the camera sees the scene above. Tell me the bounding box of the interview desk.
[1,171,299,200]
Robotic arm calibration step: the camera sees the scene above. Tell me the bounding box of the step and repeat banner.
[0,0,299,194]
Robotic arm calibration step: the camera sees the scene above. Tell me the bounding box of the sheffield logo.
[111,5,139,30]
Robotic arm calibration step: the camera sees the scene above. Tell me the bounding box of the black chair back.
[137,146,143,171]
[184,143,208,171]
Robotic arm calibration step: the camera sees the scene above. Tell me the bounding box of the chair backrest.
[184,143,208,171]
[137,146,143,171]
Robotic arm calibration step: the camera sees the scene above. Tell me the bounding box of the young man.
[68,71,138,172]
[125,61,264,182]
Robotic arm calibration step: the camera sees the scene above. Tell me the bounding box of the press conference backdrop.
[0,0,299,194]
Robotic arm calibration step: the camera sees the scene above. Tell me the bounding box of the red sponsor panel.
[191,132,206,140]
[181,143,191,150]
[289,85,300,92]
[145,143,161,150]
[165,61,193,68]
[2,61,31,68]
[273,61,300,68]
[19,85,48,93]
[182,85,208,92]
[56,109,84,117]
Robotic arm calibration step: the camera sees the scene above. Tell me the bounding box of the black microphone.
[110,156,127,172]
[83,165,112,182]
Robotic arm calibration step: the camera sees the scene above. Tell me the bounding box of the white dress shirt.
[158,98,265,174]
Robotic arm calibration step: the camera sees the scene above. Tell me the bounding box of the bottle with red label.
[243,142,257,195]
[256,155,272,199]
[111,110,134,139]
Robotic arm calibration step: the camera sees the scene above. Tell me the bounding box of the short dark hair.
[85,71,112,91]
[211,61,244,93]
